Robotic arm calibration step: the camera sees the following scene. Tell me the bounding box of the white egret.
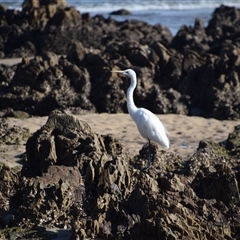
[112,69,169,168]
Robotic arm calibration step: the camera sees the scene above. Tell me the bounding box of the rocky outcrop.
[0,117,30,144]
[110,8,131,15]
[0,0,172,57]
[0,110,240,239]
[0,52,95,116]
[2,1,240,238]
[1,3,240,119]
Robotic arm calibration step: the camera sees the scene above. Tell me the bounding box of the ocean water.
[2,1,240,35]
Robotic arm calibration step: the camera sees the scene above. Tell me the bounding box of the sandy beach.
[1,113,238,168]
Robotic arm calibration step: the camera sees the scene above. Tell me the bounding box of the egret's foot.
[147,140,154,168]
[141,164,153,172]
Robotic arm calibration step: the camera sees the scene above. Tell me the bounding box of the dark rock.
[110,9,131,16]
[1,4,240,119]
[0,4,6,20]
[16,165,84,227]
[206,5,240,48]
[41,51,59,67]
[172,17,210,52]
[0,117,30,145]
[126,46,153,68]
[22,0,68,11]
[15,110,132,236]
[4,109,30,119]
[81,12,91,21]
[146,86,190,115]
[0,162,21,230]
[0,55,95,115]
[157,50,183,89]
[151,41,171,67]
[192,166,240,206]
[0,163,20,208]
[25,110,93,176]
[226,125,240,153]
[45,7,82,30]
[0,64,15,87]
[66,41,85,65]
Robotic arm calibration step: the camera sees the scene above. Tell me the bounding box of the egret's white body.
[131,107,169,149]
[112,69,169,164]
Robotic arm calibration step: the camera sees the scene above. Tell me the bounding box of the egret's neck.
[127,76,138,120]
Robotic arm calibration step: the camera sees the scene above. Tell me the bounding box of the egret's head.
[111,69,136,79]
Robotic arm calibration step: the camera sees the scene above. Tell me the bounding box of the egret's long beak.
[111,70,124,73]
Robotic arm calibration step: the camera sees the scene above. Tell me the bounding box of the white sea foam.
[3,0,240,12]
[3,0,240,36]
[72,0,240,12]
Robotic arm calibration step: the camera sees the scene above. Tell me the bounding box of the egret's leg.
[147,139,152,168]
[141,140,152,172]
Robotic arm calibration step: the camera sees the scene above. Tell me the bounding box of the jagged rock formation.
[0,110,240,239]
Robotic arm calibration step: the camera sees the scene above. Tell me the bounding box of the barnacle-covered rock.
[15,165,84,228]
[19,110,131,236]
[0,118,30,145]
[226,125,240,155]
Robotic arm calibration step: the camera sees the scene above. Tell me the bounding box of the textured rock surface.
[1,3,240,119]
[0,117,30,144]
[0,110,240,239]
[1,2,240,237]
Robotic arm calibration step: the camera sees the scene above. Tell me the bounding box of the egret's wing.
[163,124,170,136]
[133,109,151,139]
[135,108,169,148]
